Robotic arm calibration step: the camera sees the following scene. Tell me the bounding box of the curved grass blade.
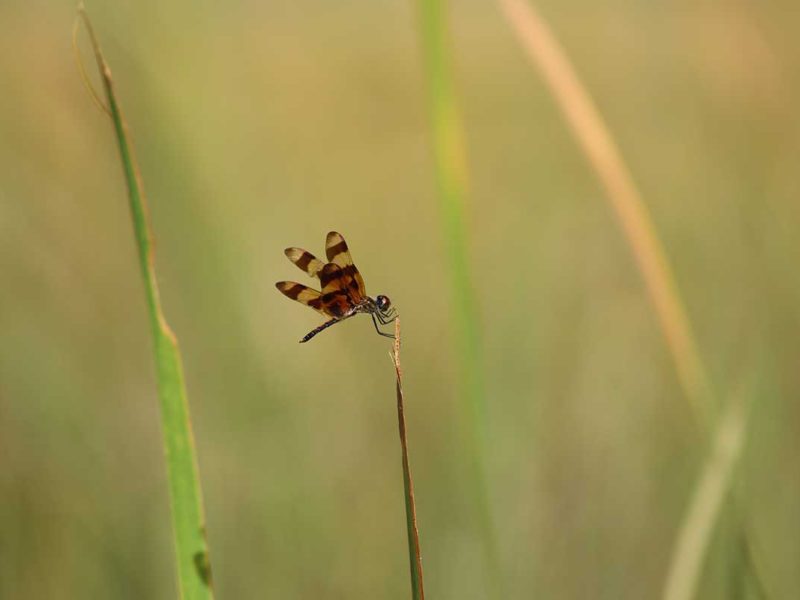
[77,8,214,599]
[662,395,750,600]
[495,2,761,598]
[497,0,713,425]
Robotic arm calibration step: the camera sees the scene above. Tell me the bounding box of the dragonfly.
[276,231,397,343]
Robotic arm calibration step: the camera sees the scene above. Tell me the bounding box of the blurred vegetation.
[1,1,798,598]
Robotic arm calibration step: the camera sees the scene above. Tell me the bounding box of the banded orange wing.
[284,247,325,278]
[275,281,326,315]
[325,231,366,302]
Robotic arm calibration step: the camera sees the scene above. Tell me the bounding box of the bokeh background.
[1,1,799,598]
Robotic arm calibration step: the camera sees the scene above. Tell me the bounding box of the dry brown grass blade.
[497,0,712,426]
[391,318,425,600]
[495,4,764,600]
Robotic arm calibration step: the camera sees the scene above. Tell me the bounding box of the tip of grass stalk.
[392,318,402,371]
[73,3,112,116]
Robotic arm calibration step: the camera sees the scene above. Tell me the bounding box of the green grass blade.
[415,0,499,591]
[662,396,750,600]
[78,9,214,600]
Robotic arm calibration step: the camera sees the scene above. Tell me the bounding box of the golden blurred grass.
[1,1,799,598]
[495,4,746,599]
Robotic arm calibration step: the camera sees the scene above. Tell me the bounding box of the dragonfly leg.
[371,313,395,338]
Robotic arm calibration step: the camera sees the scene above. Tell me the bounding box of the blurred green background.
[1,1,798,598]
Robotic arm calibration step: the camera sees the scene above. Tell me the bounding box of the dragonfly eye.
[376,295,391,310]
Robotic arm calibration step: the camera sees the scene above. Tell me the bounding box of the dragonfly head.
[374,295,397,323]
[376,295,392,312]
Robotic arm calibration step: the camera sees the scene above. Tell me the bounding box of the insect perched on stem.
[276,231,397,343]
